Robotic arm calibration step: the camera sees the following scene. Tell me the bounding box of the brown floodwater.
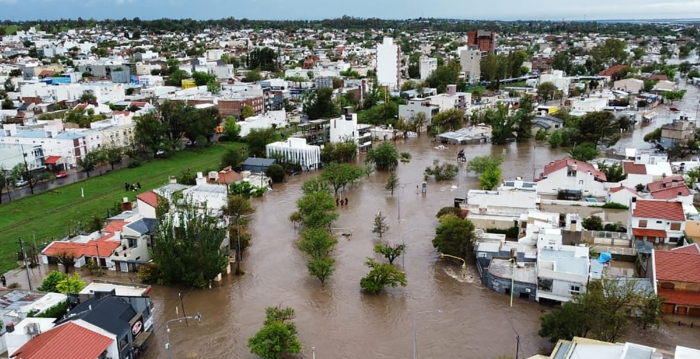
[140,84,700,359]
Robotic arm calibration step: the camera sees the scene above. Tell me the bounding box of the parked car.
[15,179,29,187]
[55,171,68,179]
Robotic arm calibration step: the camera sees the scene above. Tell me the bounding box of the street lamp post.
[413,310,443,359]
[165,313,202,359]
[400,228,420,272]
[439,253,467,278]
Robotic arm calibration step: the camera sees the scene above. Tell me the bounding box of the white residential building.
[535,227,593,303]
[376,37,400,91]
[457,46,481,83]
[539,70,571,95]
[238,110,287,137]
[266,138,321,170]
[18,82,125,104]
[398,98,440,127]
[328,108,372,151]
[426,87,471,112]
[569,97,607,115]
[0,121,87,168]
[629,198,687,244]
[419,57,438,80]
[462,178,540,230]
[536,158,607,197]
[89,113,135,148]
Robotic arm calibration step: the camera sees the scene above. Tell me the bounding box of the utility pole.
[178,292,189,326]
[18,238,32,290]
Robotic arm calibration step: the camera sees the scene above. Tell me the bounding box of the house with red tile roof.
[40,221,128,270]
[136,191,160,219]
[629,198,686,244]
[607,185,638,205]
[536,158,607,197]
[652,249,700,316]
[11,320,118,359]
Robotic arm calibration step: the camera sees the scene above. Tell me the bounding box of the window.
[638,220,647,228]
[656,221,662,224]
[670,222,681,231]
[128,237,137,248]
[570,285,581,295]
[578,180,584,185]
[477,253,487,258]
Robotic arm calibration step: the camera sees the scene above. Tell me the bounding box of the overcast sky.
[0,0,699,21]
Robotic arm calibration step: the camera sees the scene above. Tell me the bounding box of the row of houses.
[0,282,153,359]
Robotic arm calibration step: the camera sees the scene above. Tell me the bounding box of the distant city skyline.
[0,0,699,22]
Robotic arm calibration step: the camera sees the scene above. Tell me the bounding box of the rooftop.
[542,158,606,181]
[79,281,151,297]
[538,248,589,276]
[632,199,685,221]
[488,259,537,284]
[11,321,114,359]
[654,250,700,283]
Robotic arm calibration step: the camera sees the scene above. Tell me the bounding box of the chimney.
[447,84,457,96]
[120,197,132,211]
[114,231,121,240]
[630,197,637,210]
[672,179,678,187]
[678,192,683,197]
[195,172,206,186]
[169,175,177,184]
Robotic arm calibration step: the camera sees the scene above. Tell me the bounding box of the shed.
[242,157,277,173]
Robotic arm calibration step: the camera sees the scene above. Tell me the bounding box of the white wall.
[376,37,399,90]
[137,199,157,219]
[537,169,607,197]
[630,215,685,243]
[419,57,437,80]
[238,110,287,137]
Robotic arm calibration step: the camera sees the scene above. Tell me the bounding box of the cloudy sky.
[0,0,699,21]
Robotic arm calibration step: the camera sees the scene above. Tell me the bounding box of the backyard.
[0,143,242,274]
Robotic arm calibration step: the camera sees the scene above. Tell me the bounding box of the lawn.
[0,143,241,274]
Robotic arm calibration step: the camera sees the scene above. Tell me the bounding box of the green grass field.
[0,143,240,274]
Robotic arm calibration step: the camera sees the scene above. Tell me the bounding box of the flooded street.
[138,83,700,359]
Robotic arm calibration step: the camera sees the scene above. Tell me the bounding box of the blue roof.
[242,157,276,167]
[12,130,47,138]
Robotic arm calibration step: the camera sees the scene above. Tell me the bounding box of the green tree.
[166,69,191,86]
[151,203,229,288]
[222,116,242,141]
[432,214,476,260]
[374,243,406,265]
[221,148,247,170]
[537,82,557,103]
[307,256,335,284]
[568,142,599,162]
[425,61,461,93]
[1,98,13,109]
[582,216,604,231]
[303,87,339,120]
[432,108,464,133]
[243,70,263,82]
[192,71,217,86]
[55,272,86,294]
[467,155,503,176]
[248,306,302,359]
[266,164,286,183]
[79,150,104,178]
[436,206,463,218]
[365,142,399,171]
[539,278,663,343]
[320,139,358,163]
[424,160,459,181]
[385,171,399,196]
[38,271,67,293]
[643,129,661,144]
[241,105,255,119]
[678,61,692,75]
[244,127,281,157]
[688,69,700,79]
[102,146,123,170]
[298,227,338,259]
[515,95,535,142]
[207,81,221,94]
[360,258,407,294]
[321,162,363,196]
[293,190,338,229]
[372,211,389,238]
[11,162,50,195]
[597,162,627,182]
[478,167,502,190]
[574,111,621,147]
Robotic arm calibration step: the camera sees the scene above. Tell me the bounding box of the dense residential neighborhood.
[1,13,700,359]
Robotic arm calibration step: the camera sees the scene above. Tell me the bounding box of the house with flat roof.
[535,233,593,303]
[527,336,696,359]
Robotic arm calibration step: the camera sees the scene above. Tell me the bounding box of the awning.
[632,228,667,238]
[44,156,61,165]
[133,331,152,348]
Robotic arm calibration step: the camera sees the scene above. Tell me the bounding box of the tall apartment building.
[419,57,438,80]
[457,46,481,83]
[467,30,497,53]
[376,37,400,91]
